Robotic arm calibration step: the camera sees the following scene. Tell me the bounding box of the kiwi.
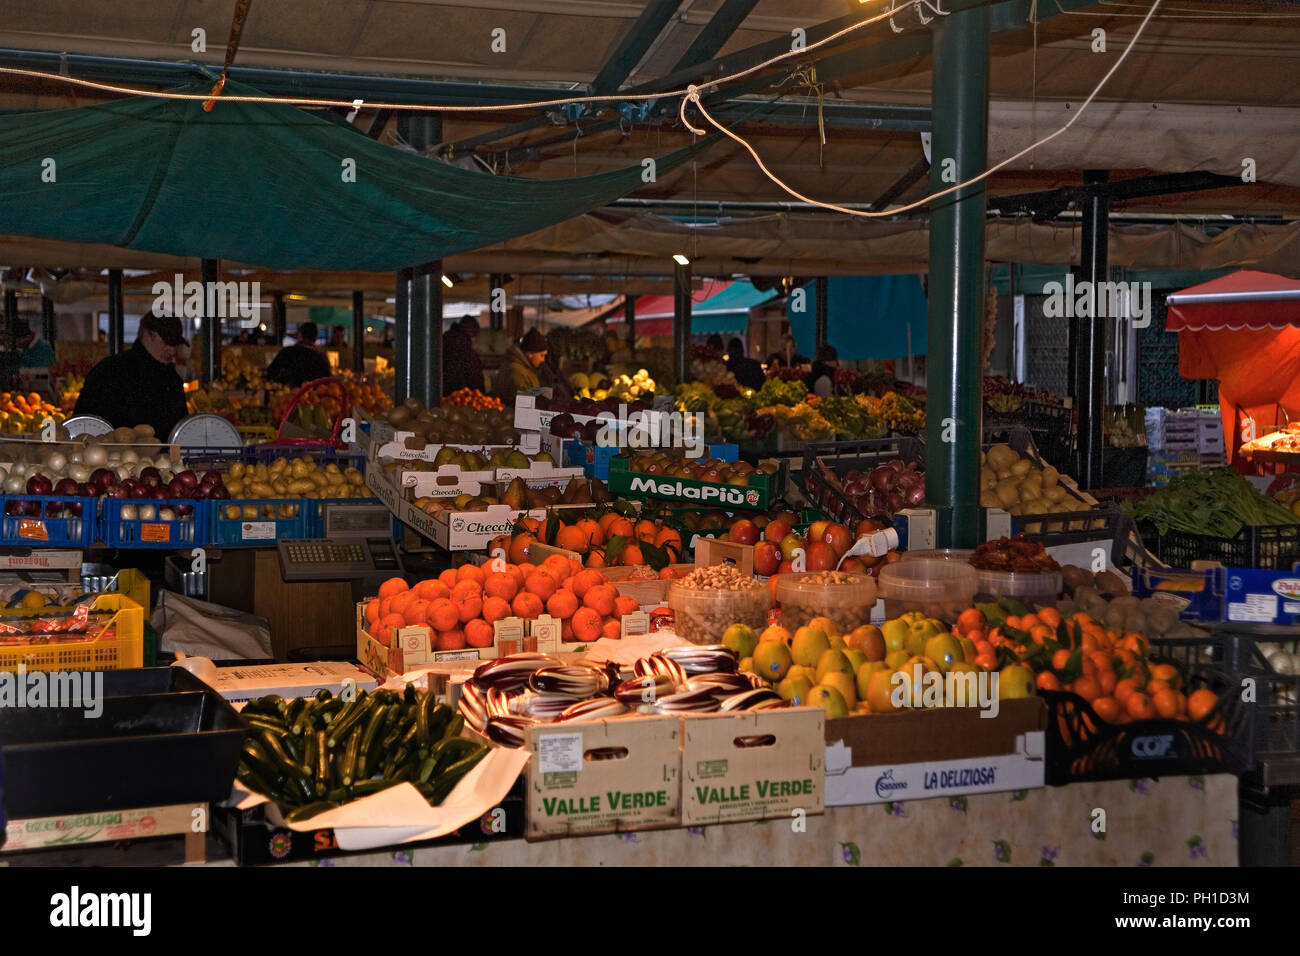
[1095,570,1128,596]
[1146,605,1180,636]
[386,405,412,426]
[403,397,423,412]
[1060,564,1094,593]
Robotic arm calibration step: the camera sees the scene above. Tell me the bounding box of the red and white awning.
[1166,270,1300,332]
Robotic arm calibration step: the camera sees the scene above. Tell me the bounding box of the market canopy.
[1166,270,1300,332]
[618,280,775,337]
[787,276,928,362]
[0,80,705,271]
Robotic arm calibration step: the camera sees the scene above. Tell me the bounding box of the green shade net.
[0,80,707,271]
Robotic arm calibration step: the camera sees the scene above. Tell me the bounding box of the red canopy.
[1169,271,1300,463]
[1166,270,1300,331]
[606,280,731,337]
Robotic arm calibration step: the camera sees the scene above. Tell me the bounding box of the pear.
[502,477,527,510]
[433,446,458,468]
[505,450,531,469]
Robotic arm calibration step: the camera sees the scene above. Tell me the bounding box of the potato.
[979,490,1000,508]
[113,427,135,443]
[290,459,311,479]
[1045,485,1069,504]
[1041,465,1059,488]
[981,466,998,491]
[1010,458,1032,478]
[309,471,329,488]
[250,481,275,498]
[288,478,315,495]
[1096,570,1129,596]
[225,479,244,497]
[1124,611,1148,633]
[986,444,1018,471]
[1146,606,1180,635]
[995,478,1021,509]
[1110,594,1141,611]
[228,461,246,480]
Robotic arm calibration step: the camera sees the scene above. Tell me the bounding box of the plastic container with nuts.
[775,571,877,635]
[667,565,771,645]
[877,558,978,624]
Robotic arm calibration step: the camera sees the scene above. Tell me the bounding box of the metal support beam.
[489,274,507,330]
[870,158,930,210]
[352,290,365,375]
[395,268,413,404]
[673,262,692,384]
[107,268,125,356]
[925,3,989,549]
[201,259,220,385]
[365,109,393,139]
[1073,169,1109,490]
[272,291,286,343]
[625,294,637,348]
[592,0,686,94]
[399,117,443,405]
[41,296,56,344]
[3,290,16,345]
[672,0,761,72]
[814,277,829,352]
[988,171,1241,220]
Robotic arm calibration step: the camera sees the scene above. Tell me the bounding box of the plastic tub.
[901,549,975,563]
[877,558,977,623]
[668,576,770,645]
[976,568,1063,604]
[775,572,878,635]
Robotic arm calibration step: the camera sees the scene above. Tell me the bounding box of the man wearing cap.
[492,327,549,401]
[74,309,189,438]
[14,320,55,368]
[266,320,332,387]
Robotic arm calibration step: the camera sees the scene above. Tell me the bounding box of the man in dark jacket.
[266,321,332,387]
[443,316,486,395]
[74,310,189,437]
[726,336,766,390]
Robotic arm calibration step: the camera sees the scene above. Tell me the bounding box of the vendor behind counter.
[73,310,189,438]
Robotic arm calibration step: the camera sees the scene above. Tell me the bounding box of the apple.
[856,518,887,537]
[752,541,781,576]
[839,556,867,574]
[776,559,794,575]
[804,540,836,572]
[729,519,759,545]
[764,518,793,546]
[779,533,804,562]
[823,522,853,555]
[808,520,830,543]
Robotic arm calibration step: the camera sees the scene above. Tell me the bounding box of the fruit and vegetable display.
[364,561,644,649]
[235,686,489,822]
[1054,565,1204,640]
[983,376,1057,414]
[412,475,610,518]
[1127,467,1300,536]
[275,377,390,433]
[568,368,657,402]
[0,392,65,435]
[461,646,789,748]
[1270,479,1300,519]
[746,516,898,577]
[398,447,553,474]
[221,456,365,501]
[623,450,777,485]
[384,398,518,447]
[858,391,925,435]
[809,456,926,518]
[1104,405,1146,448]
[491,511,682,568]
[979,443,1083,515]
[445,388,504,411]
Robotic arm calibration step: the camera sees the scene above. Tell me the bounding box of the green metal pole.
[925,3,990,548]
[673,262,692,384]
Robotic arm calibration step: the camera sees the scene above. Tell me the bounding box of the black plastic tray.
[0,678,247,818]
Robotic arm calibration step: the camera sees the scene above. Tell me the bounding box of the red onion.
[905,483,926,506]
[26,474,53,496]
[90,468,116,491]
[53,478,79,496]
[869,466,894,493]
[66,501,83,517]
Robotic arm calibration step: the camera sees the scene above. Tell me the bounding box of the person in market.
[14,320,55,368]
[443,315,485,395]
[265,320,331,387]
[73,309,189,437]
[766,333,808,368]
[492,326,551,401]
[329,326,348,349]
[806,344,839,397]
[725,336,766,389]
[539,346,572,400]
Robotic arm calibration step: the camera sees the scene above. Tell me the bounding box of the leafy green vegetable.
[1127,468,1299,537]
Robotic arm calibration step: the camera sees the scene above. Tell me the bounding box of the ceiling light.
[441,275,455,288]
[673,254,690,266]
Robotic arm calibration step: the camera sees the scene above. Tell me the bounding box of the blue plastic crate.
[0,496,99,548]
[210,498,311,547]
[307,497,383,537]
[101,498,209,550]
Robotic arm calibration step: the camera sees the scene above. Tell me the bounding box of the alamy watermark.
[891,664,1000,718]
[151,274,262,326]
[594,404,705,458]
[1042,276,1151,328]
[0,663,103,718]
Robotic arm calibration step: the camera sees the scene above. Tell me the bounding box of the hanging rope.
[203,0,255,112]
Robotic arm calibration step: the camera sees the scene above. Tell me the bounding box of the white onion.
[84,446,108,467]
[158,507,177,521]
[68,464,91,482]
[3,476,24,494]
[10,463,26,477]
[68,451,83,465]
[114,465,133,481]
[121,450,139,464]
[119,504,138,521]
[138,504,156,521]
[155,455,172,472]
[43,452,67,473]
[108,451,121,464]
[138,457,154,469]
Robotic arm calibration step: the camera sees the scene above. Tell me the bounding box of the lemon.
[722,623,759,659]
[20,591,48,609]
[790,626,831,667]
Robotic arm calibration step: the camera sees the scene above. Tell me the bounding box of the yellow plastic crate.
[0,594,144,674]
[117,568,151,613]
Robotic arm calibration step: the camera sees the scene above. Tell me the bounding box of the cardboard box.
[399,464,495,499]
[432,505,546,551]
[525,715,681,840]
[694,536,755,576]
[1223,564,1300,626]
[355,605,504,677]
[0,549,84,571]
[607,455,784,511]
[822,697,1047,807]
[680,707,825,825]
[4,802,205,854]
[565,439,738,481]
[494,461,586,489]
[1131,566,1225,622]
[205,660,378,703]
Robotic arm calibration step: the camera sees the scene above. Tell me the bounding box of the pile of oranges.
[969,606,1221,726]
[445,388,503,411]
[491,513,684,568]
[0,392,63,434]
[363,555,641,650]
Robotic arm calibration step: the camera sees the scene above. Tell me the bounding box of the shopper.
[807,344,839,397]
[493,327,549,401]
[266,321,332,387]
[726,336,766,389]
[14,320,55,368]
[329,326,348,348]
[443,316,485,395]
[766,334,808,368]
[74,309,189,437]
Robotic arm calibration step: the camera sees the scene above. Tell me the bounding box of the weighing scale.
[169,413,243,452]
[276,501,402,590]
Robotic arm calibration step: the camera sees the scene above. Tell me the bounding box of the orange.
[1051,649,1072,671]
[1004,616,1021,631]
[488,535,511,559]
[435,628,466,651]
[974,653,998,672]
[438,568,459,590]
[561,619,575,642]
[455,590,483,624]
[576,518,604,548]
[584,549,607,568]
[377,577,409,599]
[597,512,621,536]
[602,617,623,640]
[525,571,558,601]
[364,599,382,626]
[571,569,607,599]
[450,580,482,602]
[1113,676,1139,705]
[403,599,430,626]
[427,598,460,632]
[1092,696,1122,722]
[1030,625,1053,646]
[619,544,645,567]
[455,563,485,586]
[508,534,536,565]
[1146,678,1172,697]
[1150,662,1180,689]
[1036,671,1062,692]
[606,517,635,540]
[388,590,417,618]
[546,589,580,620]
[555,524,591,555]
[374,612,407,647]
[1071,611,1094,627]
[511,591,544,620]
[1071,675,1101,702]
[634,519,658,544]
[465,619,494,648]
[482,595,512,624]
[1090,650,1114,674]
[483,571,518,602]
[1098,670,1117,695]
[1019,613,1040,631]
[506,563,527,591]
[955,607,987,638]
[571,606,602,642]
[518,517,542,535]
[541,554,573,583]
[1037,606,1061,629]
[1187,688,1218,722]
[414,579,449,602]
[1125,691,1156,721]
[614,595,640,617]
[1152,687,1181,719]
[569,558,584,578]
[583,584,617,617]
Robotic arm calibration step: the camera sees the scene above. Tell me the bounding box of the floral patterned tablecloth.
[286,775,1237,867]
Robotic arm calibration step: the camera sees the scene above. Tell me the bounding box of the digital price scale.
[276,502,402,589]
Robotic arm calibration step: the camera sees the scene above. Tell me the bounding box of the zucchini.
[430,737,482,778]
[314,730,330,797]
[242,714,290,736]
[440,713,464,743]
[285,696,308,727]
[315,688,333,702]
[340,726,363,787]
[328,694,375,748]
[425,747,488,805]
[357,703,390,779]
[284,801,337,824]
[350,778,400,798]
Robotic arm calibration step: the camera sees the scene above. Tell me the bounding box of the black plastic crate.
[1101,446,1149,488]
[1014,508,1138,568]
[798,437,924,525]
[1138,520,1300,571]
[1023,400,1072,434]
